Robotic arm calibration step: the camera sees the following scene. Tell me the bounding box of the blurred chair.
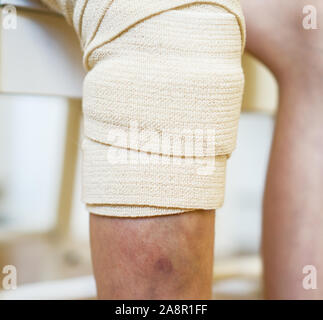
[0,0,91,299]
[0,0,84,237]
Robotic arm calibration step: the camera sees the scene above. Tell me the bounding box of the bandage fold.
[41,0,245,217]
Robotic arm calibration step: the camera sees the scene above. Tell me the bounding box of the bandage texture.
[41,0,245,217]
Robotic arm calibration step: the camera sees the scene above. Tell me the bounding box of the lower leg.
[90,210,215,299]
[241,0,323,299]
[262,71,323,299]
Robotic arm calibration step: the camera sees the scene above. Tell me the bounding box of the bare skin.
[241,0,323,299]
[90,210,215,299]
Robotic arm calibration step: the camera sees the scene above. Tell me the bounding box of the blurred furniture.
[0,1,91,299]
[0,1,85,238]
[0,0,84,97]
[242,54,278,115]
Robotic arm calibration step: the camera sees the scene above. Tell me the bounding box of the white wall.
[215,113,274,257]
[0,94,67,231]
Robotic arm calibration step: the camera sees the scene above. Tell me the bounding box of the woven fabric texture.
[41,0,245,217]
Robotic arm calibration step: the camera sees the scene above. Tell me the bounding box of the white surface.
[70,122,90,241]
[0,7,84,97]
[215,113,274,257]
[0,275,96,300]
[0,0,48,11]
[0,95,68,231]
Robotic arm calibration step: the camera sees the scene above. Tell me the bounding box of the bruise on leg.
[90,210,215,299]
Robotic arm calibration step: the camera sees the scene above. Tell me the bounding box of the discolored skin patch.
[90,209,215,299]
[154,257,173,274]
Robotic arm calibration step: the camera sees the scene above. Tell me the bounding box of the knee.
[119,210,212,273]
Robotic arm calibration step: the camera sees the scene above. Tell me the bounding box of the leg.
[90,210,215,299]
[241,0,323,299]
[38,0,244,299]
[263,72,323,299]
[82,3,244,300]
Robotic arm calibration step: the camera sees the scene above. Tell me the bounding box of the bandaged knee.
[42,0,246,217]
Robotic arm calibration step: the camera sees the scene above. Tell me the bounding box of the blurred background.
[0,1,278,299]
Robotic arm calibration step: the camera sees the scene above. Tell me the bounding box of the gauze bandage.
[42,0,245,217]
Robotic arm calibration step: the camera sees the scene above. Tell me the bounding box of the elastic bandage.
[41,0,246,217]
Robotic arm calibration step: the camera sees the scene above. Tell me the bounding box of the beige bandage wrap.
[42,0,245,217]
